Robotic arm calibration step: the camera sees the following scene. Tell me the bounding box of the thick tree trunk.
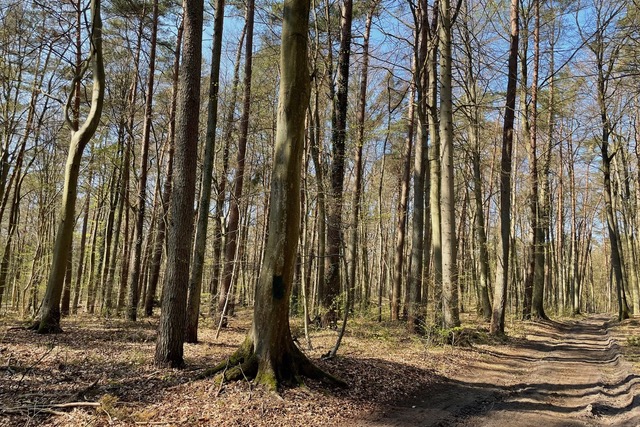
[206,0,344,388]
[154,0,204,367]
[439,0,459,328]
[408,0,429,332]
[186,0,225,342]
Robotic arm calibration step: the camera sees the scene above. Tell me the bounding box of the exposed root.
[201,337,346,391]
[27,320,63,334]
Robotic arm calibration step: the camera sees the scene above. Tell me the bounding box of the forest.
[2,0,640,425]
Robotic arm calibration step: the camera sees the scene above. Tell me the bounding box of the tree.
[491,0,519,336]
[528,0,547,320]
[217,0,255,320]
[323,0,353,326]
[205,0,345,389]
[32,0,104,333]
[582,0,630,321]
[127,0,160,322]
[186,0,225,342]
[439,0,460,328]
[154,0,204,367]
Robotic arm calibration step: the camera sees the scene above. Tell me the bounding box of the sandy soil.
[363,315,640,427]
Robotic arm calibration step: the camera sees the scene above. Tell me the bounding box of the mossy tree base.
[202,337,346,391]
[27,318,63,334]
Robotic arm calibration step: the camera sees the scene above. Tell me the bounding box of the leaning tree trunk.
[206,0,344,389]
[32,0,104,333]
[154,0,204,367]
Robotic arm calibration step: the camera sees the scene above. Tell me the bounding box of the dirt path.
[361,315,640,426]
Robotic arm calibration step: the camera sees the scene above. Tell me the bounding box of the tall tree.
[584,1,630,321]
[439,0,460,328]
[323,0,353,326]
[491,0,519,335]
[32,0,104,333]
[145,18,183,317]
[217,0,255,320]
[529,0,546,319]
[347,0,378,318]
[207,0,344,388]
[127,0,160,321]
[408,0,430,331]
[154,0,204,367]
[186,0,226,342]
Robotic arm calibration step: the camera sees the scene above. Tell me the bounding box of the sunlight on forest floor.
[1,310,638,426]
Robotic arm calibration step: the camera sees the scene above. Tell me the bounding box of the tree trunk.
[32,0,104,333]
[408,0,429,332]
[217,0,255,322]
[461,0,491,321]
[209,22,246,318]
[490,0,518,336]
[186,0,225,342]
[529,0,546,320]
[206,0,344,389]
[323,0,353,326]
[36,21,103,326]
[347,0,377,318]
[146,19,183,317]
[127,0,159,322]
[439,0,459,328]
[72,181,91,314]
[154,0,204,367]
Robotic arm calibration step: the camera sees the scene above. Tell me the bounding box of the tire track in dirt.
[360,315,640,426]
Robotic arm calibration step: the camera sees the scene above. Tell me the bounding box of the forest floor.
[1,310,640,426]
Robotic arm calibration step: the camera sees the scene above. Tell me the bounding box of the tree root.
[27,319,63,334]
[200,338,346,391]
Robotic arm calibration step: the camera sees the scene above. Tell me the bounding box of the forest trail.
[362,315,640,426]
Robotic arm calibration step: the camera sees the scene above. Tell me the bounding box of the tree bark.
[439,0,459,328]
[154,0,204,367]
[206,0,344,389]
[146,19,182,317]
[33,0,104,333]
[127,0,159,321]
[490,0,518,336]
[217,0,255,321]
[323,0,353,326]
[186,0,225,342]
